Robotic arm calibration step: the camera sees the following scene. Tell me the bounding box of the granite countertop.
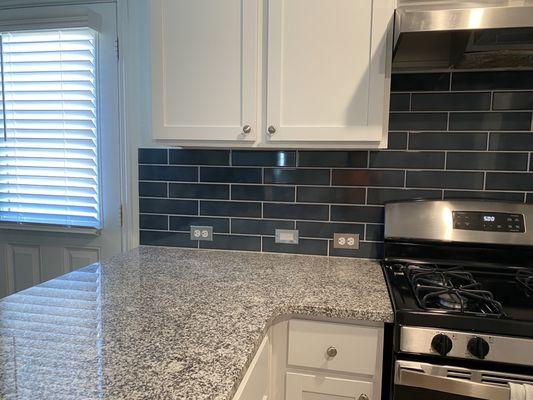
[0,246,393,400]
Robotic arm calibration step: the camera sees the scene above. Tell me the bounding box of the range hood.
[392,2,533,70]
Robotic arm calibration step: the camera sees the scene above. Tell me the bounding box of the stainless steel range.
[382,200,533,400]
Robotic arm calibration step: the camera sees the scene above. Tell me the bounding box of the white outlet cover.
[275,229,299,244]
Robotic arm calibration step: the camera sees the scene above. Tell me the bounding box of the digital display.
[453,211,525,233]
[483,215,496,222]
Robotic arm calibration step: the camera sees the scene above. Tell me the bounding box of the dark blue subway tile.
[411,92,491,111]
[200,234,261,252]
[443,190,525,202]
[329,241,383,259]
[139,198,197,215]
[296,221,364,239]
[331,205,384,223]
[169,149,229,165]
[139,214,168,230]
[365,224,384,242]
[390,93,410,111]
[446,152,528,171]
[489,132,533,151]
[391,73,450,92]
[387,132,408,150]
[169,183,229,200]
[493,91,533,110]
[297,187,365,204]
[367,188,441,205]
[231,185,295,202]
[263,203,329,221]
[232,150,296,167]
[200,167,262,183]
[449,112,532,131]
[200,201,261,218]
[332,169,404,187]
[409,132,487,150]
[139,182,167,198]
[297,151,368,167]
[452,71,533,90]
[231,219,293,235]
[264,168,330,185]
[369,151,445,169]
[406,171,484,190]
[526,193,533,204]
[140,231,196,248]
[486,172,533,191]
[389,113,448,131]
[169,216,229,233]
[262,237,328,256]
[139,165,198,182]
[139,148,168,164]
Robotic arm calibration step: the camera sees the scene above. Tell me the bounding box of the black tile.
[389,113,448,131]
[330,205,384,223]
[231,219,293,235]
[449,112,532,131]
[169,216,229,233]
[297,187,365,204]
[139,148,168,164]
[262,237,328,256]
[367,188,442,205]
[200,201,261,218]
[200,234,261,252]
[139,214,168,230]
[332,169,404,187]
[452,71,533,90]
[390,93,410,111]
[139,165,198,182]
[296,221,364,239]
[493,91,533,110]
[387,132,408,150]
[263,203,329,221]
[169,183,229,200]
[391,73,450,92]
[489,132,533,151]
[231,185,295,202]
[526,193,533,204]
[200,167,262,183]
[486,172,533,191]
[406,171,484,189]
[140,231,196,248]
[365,224,384,241]
[444,190,525,202]
[169,149,229,165]
[232,150,296,167]
[411,93,491,111]
[329,241,384,259]
[264,168,330,185]
[297,151,368,167]
[139,198,198,215]
[139,182,167,197]
[409,132,487,150]
[446,152,528,171]
[369,151,445,169]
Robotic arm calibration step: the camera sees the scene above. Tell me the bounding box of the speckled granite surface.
[0,246,393,400]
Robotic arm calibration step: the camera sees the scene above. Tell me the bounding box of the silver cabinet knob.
[358,395,369,400]
[267,125,276,135]
[326,346,338,358]
[242,125,252,134]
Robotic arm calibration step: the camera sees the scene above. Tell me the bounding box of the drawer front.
[288,320,379,375]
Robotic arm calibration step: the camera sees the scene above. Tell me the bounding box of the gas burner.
[517,269,533,292]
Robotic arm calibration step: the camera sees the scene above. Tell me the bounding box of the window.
[0,27,100,229]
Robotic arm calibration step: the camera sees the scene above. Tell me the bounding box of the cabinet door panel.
[286,372,373,400]
[151,0,258,141]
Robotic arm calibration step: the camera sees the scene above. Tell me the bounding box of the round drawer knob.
[242,124,252,134]
[267,125,276,135]
[326,346,338,358]
[358,394,369,400]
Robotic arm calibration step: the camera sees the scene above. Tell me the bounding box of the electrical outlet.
[275,229,299,244]
[333,233,360,249]
[190,226,213,241]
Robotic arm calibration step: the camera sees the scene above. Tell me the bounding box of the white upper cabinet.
[149,0,394,148]
[150,0,259,142]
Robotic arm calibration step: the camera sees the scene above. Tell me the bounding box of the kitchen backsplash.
[139,70,533,259]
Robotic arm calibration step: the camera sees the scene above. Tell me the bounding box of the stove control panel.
[453,211,525,233]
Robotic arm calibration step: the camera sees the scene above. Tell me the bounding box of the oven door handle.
[398,368,510,400]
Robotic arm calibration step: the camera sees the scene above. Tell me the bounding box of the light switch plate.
[190,226,213,241]
[333,233,360,249]
[275,229,299,244]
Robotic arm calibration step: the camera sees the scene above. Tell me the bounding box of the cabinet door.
[150,0,259,142]
[286,372,373,400]
[233,335,270,400]
[266,0,393,147]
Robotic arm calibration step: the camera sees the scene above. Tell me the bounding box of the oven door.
[395,360,533,400]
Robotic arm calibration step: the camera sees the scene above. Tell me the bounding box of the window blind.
[0,28,100,229]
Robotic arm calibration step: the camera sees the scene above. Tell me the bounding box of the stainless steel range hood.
[392,2,533,70]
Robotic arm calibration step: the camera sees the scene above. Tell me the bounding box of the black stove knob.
[467,337,490,359]
[431,334,453,356]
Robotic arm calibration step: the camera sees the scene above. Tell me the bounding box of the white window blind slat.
[0,27,100,229]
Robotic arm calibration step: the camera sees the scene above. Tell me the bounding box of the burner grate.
[517,269,533,292]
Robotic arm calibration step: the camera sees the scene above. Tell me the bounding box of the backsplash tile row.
[139,70,533,259]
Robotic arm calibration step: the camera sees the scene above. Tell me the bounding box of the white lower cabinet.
[286,372,372,400]
[233,335,270,400]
